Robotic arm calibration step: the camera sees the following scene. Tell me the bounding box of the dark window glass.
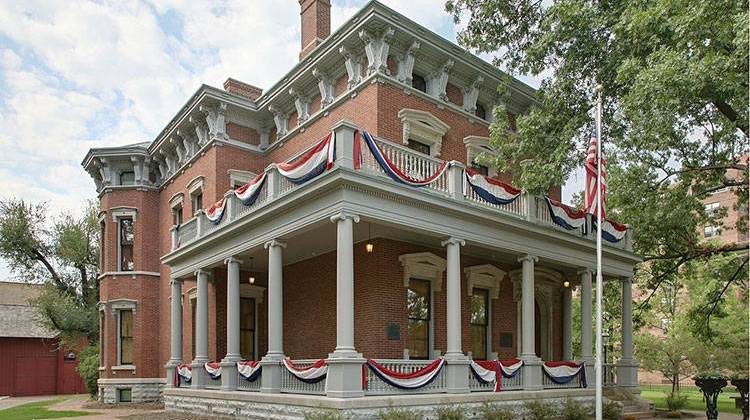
[475,104,487,120]
[240,297,256,360]
[172,206,182,227]
[119,310,133,365]
[119,217,134,271]
[412,74,427,93]
[120,171,135,186]
[191,298,197,358]
[100,221,106,269]
[118,388,132,403]
[192,193,203,215]
[407,279,431,360]
[471,162,489,176]
[99,311,105,364]
[407,139,431,156]
[471,289,489,360]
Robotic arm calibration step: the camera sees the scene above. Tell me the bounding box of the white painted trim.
[169,192,185,209]
[111,365,137,371]
[398,252,446,291]
[398,108,450,157]
[464,264,506,299]
[187,176,205,195]
[463,135,498,177]
[228,169,258,188]
[98,378,165,385]
[110,207,137,223]
[240,284,266,304]
[98,271,160,279]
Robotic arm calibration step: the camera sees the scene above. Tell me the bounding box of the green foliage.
[665,391,688,412]
[602,400,622,420]
[377,407,423,420]
[77,343,100,397]
[561,398,591,420]
[523,400,556,420]
[303,410,343,420]
[435,405,466,420]
[0,398,93,419]
[477,403,513,420]
[33,284,99,346]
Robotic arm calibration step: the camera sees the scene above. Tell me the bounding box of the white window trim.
[115,216,135,272]
[398,109,450,157]
[464,264,506,299]
[110,207,137,223]
[463,136,498,177]
[240,285,264,361]
[112,302,136,367]
[399,252,445,359]
[228,169,258,188]
[169,192,184,210]
[186,176,205,195]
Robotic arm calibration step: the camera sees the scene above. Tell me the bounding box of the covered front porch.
[161,121,639,415]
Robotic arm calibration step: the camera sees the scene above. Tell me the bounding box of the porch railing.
[204,374,222,390]
[603,363,617,387]
[542,370,585,390]
[467,366,524,392]
[237,372,262,392]
[171,126,633,252]
[364,359,446,395]
[279,359,326,395]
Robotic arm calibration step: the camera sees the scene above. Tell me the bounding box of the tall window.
[118,309,133,365]
[475,104,487,120]
[407,139,431,155]
[240,298,256,360]
[118,217,134,271]
[100,220,106,269]
[99,311,105,365]
[191,191,203,215]
[172,205,183,227]
[191,297,197,358]
[412,74,427,93]
[470,289,489,360]
[704,202,721,215]
[407,279,431,359]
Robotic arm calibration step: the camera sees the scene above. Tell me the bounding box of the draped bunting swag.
[282,358,328,384]
[359,131,449,187]
[175,364,192,387]
[545,197,586,230]
[542,361,587,388]
[464,168,522,205]
[276,132,335,184]
[237,361,262,382]
[204,362,222,379]
[365,358,445,390]
[591,217,627,243]
[469,359,523,392]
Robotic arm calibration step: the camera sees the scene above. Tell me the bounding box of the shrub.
[523,400,556,420]
[377,407,423,420]
[603,400,623,420]
[478,402,514,420]
[665,391,688,412]
[561,398,591,420]
[76,343,99,397]
[303,410,342,420]
[435,405,466,420]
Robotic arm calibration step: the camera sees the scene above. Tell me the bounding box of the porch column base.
[616,358,639,388]
[190,360,209,389]
[444,356,470,394]
[220,358,240,391]
[326,352,366,398]
[260,354,284,393]
[164,359,180,389]
[521,356,543,391]
[581,356,595,385]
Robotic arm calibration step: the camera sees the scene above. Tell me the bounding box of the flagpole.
[595,84,604,420]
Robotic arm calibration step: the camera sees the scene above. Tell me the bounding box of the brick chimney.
[299,0,331,60]
[223,78,263,101]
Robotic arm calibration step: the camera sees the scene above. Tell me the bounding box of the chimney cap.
[223,78,263,101]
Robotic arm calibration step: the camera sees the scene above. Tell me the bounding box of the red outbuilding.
[0,281,86,396]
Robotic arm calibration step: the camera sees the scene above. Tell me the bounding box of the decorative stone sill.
[111,365,137,373]
[98,271,160,280]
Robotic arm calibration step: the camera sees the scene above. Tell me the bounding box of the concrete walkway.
[0,394,60,410]
[48,395,164,419]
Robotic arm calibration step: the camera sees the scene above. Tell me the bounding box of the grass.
[640,384,742,415]
[0,398,93,420]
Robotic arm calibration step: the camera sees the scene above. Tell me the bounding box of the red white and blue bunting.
[234,172,267,206]
[204,198,226,225]
[277,133,335,185]
[360,131,449,187]
[366,358,445,390]
[592,217,627,243]
[542,361,587,388]
[175,364,192,386]
[465,168,522,205]
[282,358,328,384]
[237,361,262,382]
[204,362,222,379]
[469,359,523,392]
[545,197,586,230]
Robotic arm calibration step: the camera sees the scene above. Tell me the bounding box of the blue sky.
[0,0,585,279]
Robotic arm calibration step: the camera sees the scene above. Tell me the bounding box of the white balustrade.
[363,359,446,395]
[541,369,585,389]
[237,370,262,392]
[204,374,222,390]
[177,217,198,246]
[279,359,326,395]
[465,185,527,217]
[468,367,523,392]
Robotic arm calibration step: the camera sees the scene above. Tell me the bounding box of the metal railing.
[361,136,450,196]
[603,363,617,387]
[279,359,326,395]
[364,359,446,395]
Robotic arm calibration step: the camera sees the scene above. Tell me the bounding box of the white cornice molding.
[464,264,506,299]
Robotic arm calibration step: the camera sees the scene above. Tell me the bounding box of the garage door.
[14,355,57,396]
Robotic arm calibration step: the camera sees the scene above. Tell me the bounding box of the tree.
[446,0,748,323]
[635,320,701,393]
[0,198,100,346]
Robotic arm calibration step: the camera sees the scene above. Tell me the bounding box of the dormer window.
[412,74,427,93]
[475,104,487,120]
[120,171,135,186]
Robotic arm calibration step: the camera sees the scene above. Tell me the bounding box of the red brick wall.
[226,122,260,146]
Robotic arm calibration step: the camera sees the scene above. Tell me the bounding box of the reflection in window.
[407,279,431,360]
[240,297,256,360]
[471,289,489,360]
[118,217,134,271]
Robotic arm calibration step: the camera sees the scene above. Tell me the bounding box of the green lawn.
[641,384,742,415]
[0,398,93,420]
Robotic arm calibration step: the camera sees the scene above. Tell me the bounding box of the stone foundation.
[98,378,165,403]
[164,388,596,419]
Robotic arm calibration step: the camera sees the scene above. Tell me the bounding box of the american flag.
[584,129,606,218]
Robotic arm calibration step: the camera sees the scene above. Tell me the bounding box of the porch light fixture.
[248,257,256,284]
[365,223,374,253]
[563,280,570,288]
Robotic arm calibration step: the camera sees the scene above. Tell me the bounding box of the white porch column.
[579,268,595,381]
[191,268,210,389]
[327,211,366,398]
[261,240,286,393]
[221,256,242,390]
[562,285,573,361]
[618,276,639,389]
[441,237,470,394]
[165,277,183,387]
[519,255,542,390]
